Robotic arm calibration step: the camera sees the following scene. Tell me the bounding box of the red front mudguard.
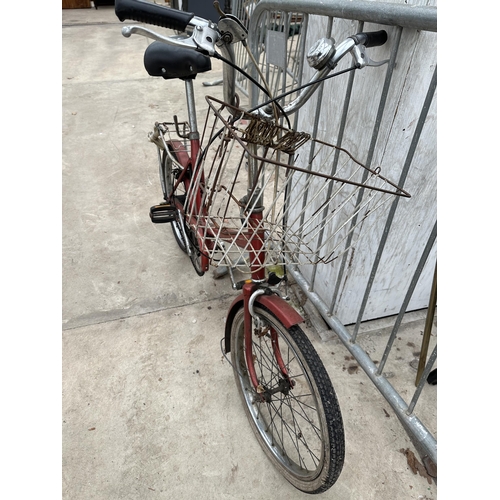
[223,290,304,355]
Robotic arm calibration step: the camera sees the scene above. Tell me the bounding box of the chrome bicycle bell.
[307,37,336,70]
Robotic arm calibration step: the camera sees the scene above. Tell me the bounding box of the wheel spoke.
[231,306,345,493]
[284,393,323,439]
[269,397,311,469]
[252,341,283,395]
[252,336,323,470]
[268,394,322,469]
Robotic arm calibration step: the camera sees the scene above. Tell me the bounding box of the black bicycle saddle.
[143,41,212,80]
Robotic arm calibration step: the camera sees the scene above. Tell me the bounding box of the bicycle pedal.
[150,204,177,224]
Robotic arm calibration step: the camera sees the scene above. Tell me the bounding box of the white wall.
[294,1,437,324]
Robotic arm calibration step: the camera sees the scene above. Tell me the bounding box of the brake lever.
[352,44,389,68]
[121,23,220,56]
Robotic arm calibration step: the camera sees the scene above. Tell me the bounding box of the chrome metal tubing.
[351,66,437,341]
[254,38,356,119]
[249,0,437,34]
[407,345,437,415]
[376,222,437,376]
[248,0,436,112]
[245,0,438,473]
[310,19,359,292]
[184,79,198,139]
[329,25,403,315]
[248,289,266,319]
[287,265,437,464]
[217,41,238,110]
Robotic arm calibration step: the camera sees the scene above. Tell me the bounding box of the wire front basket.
[185,96,410,274]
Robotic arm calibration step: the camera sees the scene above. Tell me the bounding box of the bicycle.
[114,0,410,493]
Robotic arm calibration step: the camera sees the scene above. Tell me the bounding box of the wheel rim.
[187,227,205,276]
[171,214,187,252]
[160,149,176,201]
[161,149,189,253]
[161,149,204,273]
[232,308,327,481]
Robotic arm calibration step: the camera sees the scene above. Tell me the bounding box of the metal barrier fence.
[233,0,438,473]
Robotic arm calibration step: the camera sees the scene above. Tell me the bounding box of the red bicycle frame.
[167,133,304,391]
[167,133,303,391]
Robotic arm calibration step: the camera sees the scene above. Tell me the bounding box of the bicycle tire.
[229,304,345,494]
[160,148,205,275]
[160,149,187,253]
[187,229,205,276]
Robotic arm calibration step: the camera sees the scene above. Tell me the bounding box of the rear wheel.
[160,149,188,254]
[160,148,205,275]
[186,227,205,276]
[230,305,345,494]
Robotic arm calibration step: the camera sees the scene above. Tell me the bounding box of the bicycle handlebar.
[254,30,388,119]
[115,0,196,32]
[115,0,388,120]
[350,30,388,48]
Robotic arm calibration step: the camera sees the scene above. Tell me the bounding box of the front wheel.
[230,305,345,494]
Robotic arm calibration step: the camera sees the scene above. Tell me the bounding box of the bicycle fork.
[228,281,302,395]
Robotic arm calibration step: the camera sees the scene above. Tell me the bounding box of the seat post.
[184,78,199,141]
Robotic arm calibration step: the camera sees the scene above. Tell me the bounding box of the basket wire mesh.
[184,96,410,273]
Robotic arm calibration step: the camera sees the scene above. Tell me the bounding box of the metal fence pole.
[246,0,437,471]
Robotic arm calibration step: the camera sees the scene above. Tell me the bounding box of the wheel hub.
[256,377,293,403]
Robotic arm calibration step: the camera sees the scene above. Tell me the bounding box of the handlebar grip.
[115,0,195,32]
[351,30,388,48]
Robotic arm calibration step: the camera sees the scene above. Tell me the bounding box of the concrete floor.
[62,6,437,499]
